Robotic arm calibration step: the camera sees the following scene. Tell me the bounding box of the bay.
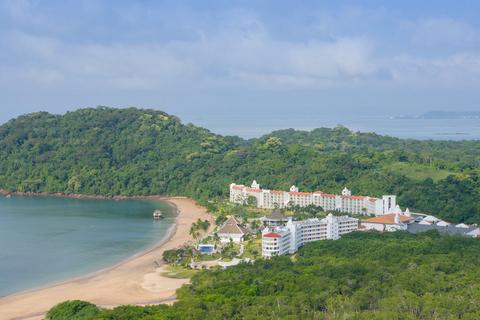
[0,195,175,297]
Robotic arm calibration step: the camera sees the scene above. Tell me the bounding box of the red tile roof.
[263,232,282,238]
[320,193,336,197]
[341,195,366,200]
[232,184,379,202]
[288,191,312,196]
[363,213,414,225]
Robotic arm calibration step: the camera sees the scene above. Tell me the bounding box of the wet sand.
[0,197,212,320]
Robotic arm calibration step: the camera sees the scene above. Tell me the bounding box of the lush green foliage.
[189,219,211,239]
[1,107,480,223]
[160,265,198,279]
[162,247,194,265]
[92,305,173,320]
[46,300,100,320]
[55,232,480,319]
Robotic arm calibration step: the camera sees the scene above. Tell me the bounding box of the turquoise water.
[0,195,176,297]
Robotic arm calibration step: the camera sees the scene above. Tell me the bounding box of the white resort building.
[216,217,249,243]
[261,209,289,227]
[261,213,359,258]
[361,206,415,232]
[230,180,396,216]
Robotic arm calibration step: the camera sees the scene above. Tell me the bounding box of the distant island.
[394,110,480,119]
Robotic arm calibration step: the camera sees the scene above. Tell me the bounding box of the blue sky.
[1,0,480,128]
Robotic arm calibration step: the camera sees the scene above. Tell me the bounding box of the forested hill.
[47,231,480,319]
[1,107,480,223]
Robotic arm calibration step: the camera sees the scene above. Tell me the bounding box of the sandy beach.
[0,197,213,320]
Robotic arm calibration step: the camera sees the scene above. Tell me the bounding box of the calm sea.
[185,114,480,140]
[0,196,175,297]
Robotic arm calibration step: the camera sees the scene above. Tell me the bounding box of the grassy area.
[196,252,221,261]
[220,242,241,260]
[243,234,262,260]
[160,265,198,279]
[386,162,455,182]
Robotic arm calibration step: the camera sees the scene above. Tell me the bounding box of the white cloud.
[2,0,32,19]
[404,17,480,49]
[0,15,378,91]
[389,53,480,87]
[2,31,198,89]
[287,38,375,78]
[1,6,480,94]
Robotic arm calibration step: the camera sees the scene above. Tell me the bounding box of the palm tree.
[189,224,200,239]
[250,219,260,231]
[200,219,210,232]
[212,233,220,245]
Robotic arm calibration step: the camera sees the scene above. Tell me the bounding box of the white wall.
[219,234,244,243]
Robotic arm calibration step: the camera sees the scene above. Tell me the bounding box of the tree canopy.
[1,107,479,223]
[47,231,480,319]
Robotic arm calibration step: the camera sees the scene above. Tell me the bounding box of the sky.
[1,0,480,133]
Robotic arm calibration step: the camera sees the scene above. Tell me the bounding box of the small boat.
[153,210,163,219]
[6,194,11,198]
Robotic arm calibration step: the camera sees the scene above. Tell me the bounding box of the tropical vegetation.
[47,231,480,319]
[1,106,479,224]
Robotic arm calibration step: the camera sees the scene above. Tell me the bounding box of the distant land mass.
[1,107,480,223]
[394,110,480,119]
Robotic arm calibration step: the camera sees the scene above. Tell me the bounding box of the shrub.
[46,300,100,320]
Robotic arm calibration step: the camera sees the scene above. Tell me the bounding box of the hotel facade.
[230,180,396,216]
[262,214,359,258]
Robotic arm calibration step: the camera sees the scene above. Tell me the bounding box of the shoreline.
[0,196,213,320]
[0,206,178,300]
[0,189,188,201]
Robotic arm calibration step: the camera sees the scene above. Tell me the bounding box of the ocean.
[184,114,480,140]
[0,195,175,297]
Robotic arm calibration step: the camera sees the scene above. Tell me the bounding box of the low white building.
[230,180,396,216]
[361,210,415,232]
[467,228,480,238]
[418,220,433,226]
[262,229,292,258]
[261,214,358,258]
[217,217,249,243]
[437,221,451,227]
[423,215,441,223]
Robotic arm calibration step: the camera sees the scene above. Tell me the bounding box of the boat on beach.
[153,210,163,219]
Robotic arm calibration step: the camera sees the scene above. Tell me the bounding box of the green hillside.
[1,107,479,223]
[385,162,456,182]
[47,231,480,319]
